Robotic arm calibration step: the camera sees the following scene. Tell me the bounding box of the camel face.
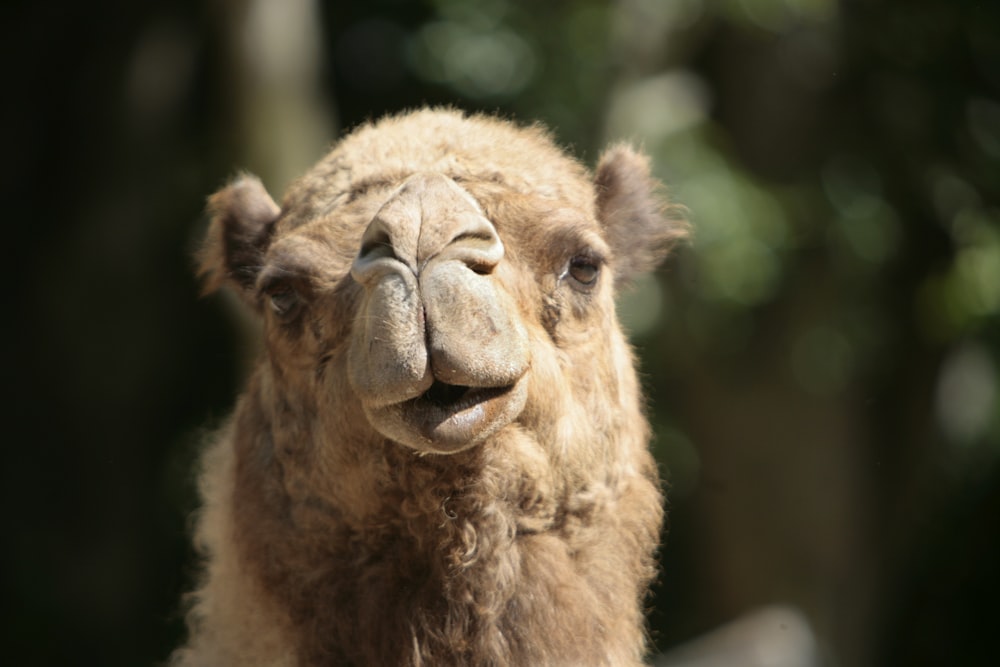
[183,108,688,666]
[198,109,670,460]
[347,172,530,452]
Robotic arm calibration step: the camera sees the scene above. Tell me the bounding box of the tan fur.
[174,108,687,666]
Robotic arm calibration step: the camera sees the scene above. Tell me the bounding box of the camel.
[172,108,687,667]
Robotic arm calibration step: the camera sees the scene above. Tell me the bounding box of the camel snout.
[351,172,504,284]
[347,173,530,451]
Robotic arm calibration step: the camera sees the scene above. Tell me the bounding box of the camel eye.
[268,288,301,318]
[567,256,601,290]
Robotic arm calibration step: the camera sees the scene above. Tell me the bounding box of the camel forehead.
[337,109,590,191]
[277,109,598,233]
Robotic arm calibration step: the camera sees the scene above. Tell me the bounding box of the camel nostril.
[439,220,505,274]
[352,219,409,286]
[359,231,394,262]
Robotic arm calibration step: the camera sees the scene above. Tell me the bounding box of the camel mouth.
[403,381,520,450]
[364,378,528,454]
[417,381,509,412]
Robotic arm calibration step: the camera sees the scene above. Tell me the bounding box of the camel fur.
[173,108,687,667]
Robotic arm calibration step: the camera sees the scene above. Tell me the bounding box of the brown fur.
[173,108,687,667]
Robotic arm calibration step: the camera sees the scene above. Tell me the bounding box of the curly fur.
[173,109,686,667]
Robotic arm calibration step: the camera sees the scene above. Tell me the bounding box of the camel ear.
[594,145,688,287]
[198,174,280,303]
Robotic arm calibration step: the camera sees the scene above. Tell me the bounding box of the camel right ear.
[594,145,689,288]
[198,174,280,303]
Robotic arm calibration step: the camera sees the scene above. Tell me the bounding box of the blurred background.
[4,0,999,665]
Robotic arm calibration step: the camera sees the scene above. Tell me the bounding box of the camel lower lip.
[404,383,514,446]
[363,380,527,453]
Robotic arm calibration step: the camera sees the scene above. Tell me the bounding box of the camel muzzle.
[347,172,530,452]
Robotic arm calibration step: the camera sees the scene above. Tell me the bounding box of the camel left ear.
[594,145,688,287]
[197,174,281,305]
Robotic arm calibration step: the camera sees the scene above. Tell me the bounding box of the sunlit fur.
[173,108,687,667]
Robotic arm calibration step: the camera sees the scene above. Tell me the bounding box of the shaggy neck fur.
[218,341,661,667]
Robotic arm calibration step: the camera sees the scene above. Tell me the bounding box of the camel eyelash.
[559,251,605,291]
[257,269,312,320]
[267,288,301,318]
[257,265,313,292]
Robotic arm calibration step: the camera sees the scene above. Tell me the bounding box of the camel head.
[197,109,685,456]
